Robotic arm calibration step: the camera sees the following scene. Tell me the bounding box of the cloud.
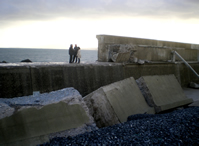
[0,0,199,23]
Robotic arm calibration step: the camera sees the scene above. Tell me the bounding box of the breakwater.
[0,62,199,98]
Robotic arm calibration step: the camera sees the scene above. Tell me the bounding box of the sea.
[0,48,98,63]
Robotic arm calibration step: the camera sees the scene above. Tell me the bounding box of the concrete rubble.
[0,87,97,146]
[136,74,193,113]
[0,74,197,145]
[108,44,137,63]
[189,82,199,89]
[83,77,155,128]
[108,44,153,64]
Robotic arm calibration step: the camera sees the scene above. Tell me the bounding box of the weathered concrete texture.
[124,63,199,87]
[0,63,125,98]
[111,52,131,63]
[97,35,199,62]
[84,77,155,128]
[108,44,199,63]
[0,65,32,98]
[1,62,199,98]
[136,75,193,113]
[0,88,95,146]
[135,47,199,62]
[83,88,120,128]
[108,44,134,62]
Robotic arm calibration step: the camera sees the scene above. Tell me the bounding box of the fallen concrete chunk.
[136,75,193,113]
[138,59,145,64]
[0,87,96,146]
[189,82,199,89]
[108,44,136,63]
[83,77,155,128]
[115,52,131,62]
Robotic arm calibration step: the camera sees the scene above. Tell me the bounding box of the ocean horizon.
[0,48,98,63]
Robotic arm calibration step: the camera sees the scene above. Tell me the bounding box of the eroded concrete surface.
[136,75,193,113]
[0,87,96,146]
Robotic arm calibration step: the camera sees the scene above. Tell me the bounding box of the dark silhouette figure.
[69,44,74,63]
[73,44,78,63]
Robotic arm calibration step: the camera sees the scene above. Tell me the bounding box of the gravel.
[41,106,199,146]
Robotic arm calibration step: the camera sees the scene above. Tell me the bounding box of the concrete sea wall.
[96,34,199,62]
[0,62,199,98]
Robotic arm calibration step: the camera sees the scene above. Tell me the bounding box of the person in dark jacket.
[73,44,78,63]
[69,44,74,63]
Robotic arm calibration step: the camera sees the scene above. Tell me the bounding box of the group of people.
[69,44,81,63]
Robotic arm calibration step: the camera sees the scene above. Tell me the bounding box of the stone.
[136,74,193,113]
[21,59,32,62]
[0,87,96,146]
[83,77,155,128]
[0,61,7,63]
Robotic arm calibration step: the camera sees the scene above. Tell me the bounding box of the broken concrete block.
[189,82,199,89]
[115,52,131,62]
[83,77,155,128]
[0,87,96,146]
[83,88,120,128]
[108,44,136,63]
[129,56,138,63]
[138,59,145,64]
[111,52,131,62]
[136,75,193,113]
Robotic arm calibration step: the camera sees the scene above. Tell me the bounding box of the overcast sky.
[0,0,199,49]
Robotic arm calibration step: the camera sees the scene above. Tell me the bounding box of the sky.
[0,0,199,50]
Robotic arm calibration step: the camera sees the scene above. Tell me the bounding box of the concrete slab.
[0,102,89,145]
[0,88,95,146]
[84,88,120,128]
[137,74,193,113]
[84,77,155,128]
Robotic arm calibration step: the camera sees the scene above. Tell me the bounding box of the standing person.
[77,47,81,63]
[73,44,78,63]
[69,44,74,63]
